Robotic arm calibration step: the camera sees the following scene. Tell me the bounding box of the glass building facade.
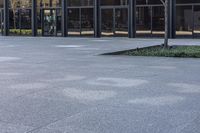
[0,0,200,38]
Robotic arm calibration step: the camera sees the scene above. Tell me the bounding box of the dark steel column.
[3,0,9,36]
[62,0,68,37]
[128,0,136,38]
[169,0,176,38]
[32,0,37,36]
[1,9,3,35]
[94,0,100,37]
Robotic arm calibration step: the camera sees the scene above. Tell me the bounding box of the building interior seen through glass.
[176,1,200,37]
[101,0,128,37]
[136,0,164,37]
[0,0,200,38]
[8,0,31,36]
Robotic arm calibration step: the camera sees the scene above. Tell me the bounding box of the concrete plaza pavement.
[0,36,200,133]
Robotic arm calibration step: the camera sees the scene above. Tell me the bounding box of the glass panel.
[68,8,80,36]
[136,7,151,37]
[9,0,32,8]
[68,0,93,6]
[115,8,128,37]
[136,0,162,5]
[194,6,200,38]
[0,1,3,8]
[43,9,57,36]
[152,6,164,37]
[82,0,94,6]
[9,9,20,35]
[81,8,94,36]
[20,9,32,35]
[101,9,114,36]
[37,0,61,7]
[51,0,62,7]
[176,6,193,37]
[177,0,200,4]
[68,0,81,6]
[101,0,128,6]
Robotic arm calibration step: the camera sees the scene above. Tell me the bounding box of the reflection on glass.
[9,0,32,8]
[101,9,114,36]
[9,9,32,36]
[20,9,32,34]
[81,8,94,36]
[176,6,193,37]
[42,9,61,36]
[43,10,57,36]
[194,6,200,37]
[37,0,61,7]
[68,9,80,36]
[115,8,128,37]
[136,7,151,37]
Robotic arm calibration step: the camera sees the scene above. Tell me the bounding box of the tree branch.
[160,0,166,6]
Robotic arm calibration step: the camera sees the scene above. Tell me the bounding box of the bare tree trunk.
[164,0,168,48]
[160,0,169,49]
[11,1,17,29]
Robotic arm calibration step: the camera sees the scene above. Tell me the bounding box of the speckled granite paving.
[0,36,200,133]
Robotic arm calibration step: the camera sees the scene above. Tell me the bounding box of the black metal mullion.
[94,0,100,37]
[128,0,136,38]
[150,6,153,37]
[3,0,9,36]
[99,7,102,36]
[55,9,57,36]
[32,0,37,36]
[62,0,68,37]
